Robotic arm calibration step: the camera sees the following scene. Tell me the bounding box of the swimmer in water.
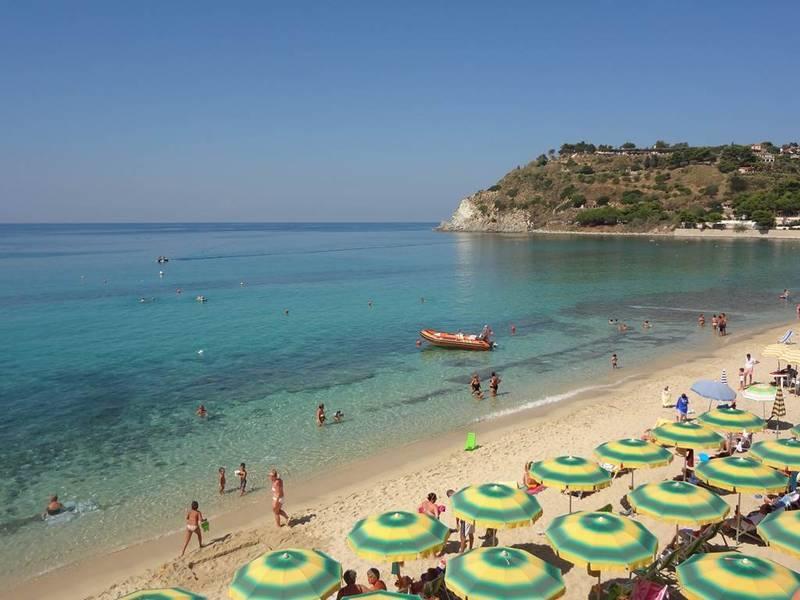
[368,299,373,308]
[284,309,289,316]
[196,404,207,417]
[333,410,344,423]
[159,270,164,278]
[698,313,705,327]
[608,318,618,325]
[510,324,516,335]
[489,372,501,397]
[44,495,64,517]
[176,288,182,294]
[779,289,790,300]
[611,353,619,369]
[643,320,653,329]
[316,403,326,426]
[240,281,245,287]
[420,297,425,303]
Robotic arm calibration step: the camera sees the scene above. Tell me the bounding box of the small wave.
[476,375,637,422]
[627,305,735,314]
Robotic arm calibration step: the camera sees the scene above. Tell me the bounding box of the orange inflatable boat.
[419,328,493,351]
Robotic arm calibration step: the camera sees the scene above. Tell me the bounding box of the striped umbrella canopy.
[758,510,800,558]
[445,546,566,600]
[750,438,800,471]
[677,552,800,600]
[628,480,729,526]
[762,343,787,359]
[742,383,777,402]
[769,386,787,425]
[593,438,672,488]
[650,422,724,450]
[694,456,788,494]
[228,549,341,600]
[779,346,800,363]
[697,408,765,433]
[450,483,543,530]
[695,456,789,543]
[529,456,611,512]
[346,511,449,562]
[121,590,206,600]
[356,593,420,599]
[545,512,658,572]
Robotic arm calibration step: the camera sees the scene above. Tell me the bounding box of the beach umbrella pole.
[735,492,741,545]
[568,487,573,514]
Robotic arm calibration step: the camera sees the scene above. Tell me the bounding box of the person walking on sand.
[489,372,501,397]
[218,467,226,494]
[611,353,619,369]
[180,500,204,557]
[269,469,289,527]
[237,463,248,496]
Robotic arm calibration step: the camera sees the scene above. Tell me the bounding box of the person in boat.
[45,495,65,517]
[478,324,492,341]
[489,372,501,397]
[317,404,326,426]
[470,373,483,398]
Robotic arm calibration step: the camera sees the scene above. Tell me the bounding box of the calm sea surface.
[0,223,797,580]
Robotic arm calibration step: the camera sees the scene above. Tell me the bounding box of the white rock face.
[438,195,532,232]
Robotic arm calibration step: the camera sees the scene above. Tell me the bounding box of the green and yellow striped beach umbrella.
[694,456,788,494]
[779,346,800,364]
[121,590,206,600]
[758,510,800,558]
[228,549,341,600]
[628,480,729,526]
[650,422,724,450]
[594,438,672,488]
[545,512,658,572]
[529,456,611,512]
[346,511,449,563]
[697,408,765,433]
[750,438,800,471]
[742,383,778,419]
[677,552,800,600]
[450,483,543,530]
[356,593,420,599]
[445,546,566,600]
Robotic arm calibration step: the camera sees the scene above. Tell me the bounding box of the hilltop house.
[761,153,775,164]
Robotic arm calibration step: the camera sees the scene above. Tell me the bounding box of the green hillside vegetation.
[471,141,800,231]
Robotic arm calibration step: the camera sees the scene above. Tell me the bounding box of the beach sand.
[6,321,800,600]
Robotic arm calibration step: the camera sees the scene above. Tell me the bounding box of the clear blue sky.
[1,1,798,223]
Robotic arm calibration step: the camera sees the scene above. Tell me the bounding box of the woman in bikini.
[180,500,204,557]
[269,469,289,527]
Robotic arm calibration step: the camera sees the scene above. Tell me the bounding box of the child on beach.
[180,500,204,557]
[218,467,226,494]
[739,367,746,390]
[611,353,619,369]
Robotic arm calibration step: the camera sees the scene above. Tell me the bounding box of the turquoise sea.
[0,223,798,582]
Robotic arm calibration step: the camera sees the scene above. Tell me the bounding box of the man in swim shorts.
[270,469,289,527]
[45,495,64,517]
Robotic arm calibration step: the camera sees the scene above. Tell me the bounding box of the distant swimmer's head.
[191,500,199,510]
[240,462,246,469]
[219,467,225,474]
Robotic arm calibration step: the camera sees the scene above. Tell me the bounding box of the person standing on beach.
[611,353,619,369]
[269,469,289,527]
[237,463,248,496]
[711,314,718,332]
[744,353,757,386]
[489,372,501,397]
[675,394,689,422]
[698,313,705,327]
[719,313,727,336]
[180,500,204,557]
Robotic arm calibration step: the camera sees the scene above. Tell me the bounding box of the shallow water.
[0,223,797,580]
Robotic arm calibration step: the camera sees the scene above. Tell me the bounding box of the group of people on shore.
[180,468,288,556]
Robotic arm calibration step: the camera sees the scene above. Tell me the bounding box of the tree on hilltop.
[621,142,636,149]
